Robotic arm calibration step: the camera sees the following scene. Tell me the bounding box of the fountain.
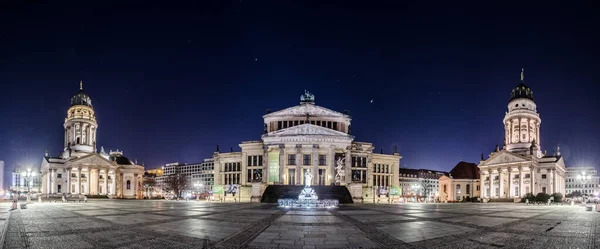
[277,169,339,208]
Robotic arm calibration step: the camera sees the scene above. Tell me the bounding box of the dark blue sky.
[1,1,599,187]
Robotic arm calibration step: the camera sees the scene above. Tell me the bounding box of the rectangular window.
[542,187,546,194]
[300,120,305,125]
[253,156,258,166]
[321,121,326,127]
[81,174,85,178]
[288,154,296,165]
[294,121,299,126]
[362,158,367,168]
[327,121,332,128]
[333,122,338,130]
[57,174,62,178]
[57,185,62,193]
[352,157,356,167]
[283,121,288,129]
[278,121,282,130]
[303,154,311,165]
[476,185,480,191]
[311,121,315,125]
[319,155,327,166]
[258,155,263,166]
[525,173,530,178]
[541,174,547,179]
[247,156,252,166]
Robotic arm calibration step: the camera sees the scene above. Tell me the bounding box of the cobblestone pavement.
[2,200,600,249]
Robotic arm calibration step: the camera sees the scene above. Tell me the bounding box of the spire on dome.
[80,80,83,90]
[520,68,524,82]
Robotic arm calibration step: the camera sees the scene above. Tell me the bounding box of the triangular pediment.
[265,124,351,137]
[480,150,532,166]
[264,104,348,118]
[66,153,116,168]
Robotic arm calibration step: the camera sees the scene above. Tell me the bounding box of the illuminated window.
[126,180,131,190]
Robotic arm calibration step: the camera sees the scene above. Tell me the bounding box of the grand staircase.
[260,185,353,204]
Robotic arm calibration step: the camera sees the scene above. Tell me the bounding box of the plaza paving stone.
[1,200,600,249]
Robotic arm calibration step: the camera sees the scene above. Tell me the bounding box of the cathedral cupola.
[62,81,98,158]
[503,69,542,157]
[70,81,93,108]
[509,69,534,102]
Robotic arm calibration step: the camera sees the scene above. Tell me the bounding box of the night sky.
[1,1,599,187]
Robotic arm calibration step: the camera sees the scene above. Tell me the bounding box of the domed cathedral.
[478,70,566,200]
[40,81,145,199]
[213,91,402,202]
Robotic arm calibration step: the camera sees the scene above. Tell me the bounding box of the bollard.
[12,200,17,210]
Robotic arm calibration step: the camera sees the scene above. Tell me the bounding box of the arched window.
[456,184,461,195]
[126,180,131,190]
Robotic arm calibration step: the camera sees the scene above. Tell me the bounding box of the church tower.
[503,69,542,157]
[62,81,98,158]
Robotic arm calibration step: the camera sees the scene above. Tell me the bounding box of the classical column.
[480,172,486,197]
[550,169,555,194]
[489,171,494,198]
[507,168,512,197]
[279,145,285,184]
[87,168,91,195]
[47,170,51,194]
[112,172,117,195]
[499,169,505,198]
[66,168,71,194]
[51,169,56,194]
[296,144,302,185]
[328,145,335,185]
[345,146,351,185]
[77,167,82,194]
[312,144,318,186]
[133,174,138,198]
[530,167,536,194]
[103,169,108,194]
[519,169,524,197]
[263,145,269,184]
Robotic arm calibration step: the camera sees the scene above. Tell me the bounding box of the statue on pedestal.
[304,169,312,188]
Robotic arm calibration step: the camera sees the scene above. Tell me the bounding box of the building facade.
[478,70,566,199]
[40,82,145,198]
[11,168,42,193]
[439,162,481,202]
[399,168,448,202]
[157,158,215,195]
[0,160,4,191]
[565,166,600,197]
[212,91,401,199]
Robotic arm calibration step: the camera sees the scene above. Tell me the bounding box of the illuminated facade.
[40,82,145,198]
[213,91,401,200]
[565,166,600,196]
[478,70,566,199]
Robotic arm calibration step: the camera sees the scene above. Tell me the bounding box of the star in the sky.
[254,58,258,61]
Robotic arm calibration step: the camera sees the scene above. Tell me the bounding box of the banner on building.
[212,185,224,194]
[268,151,279,183]
[389,186,400,196]
[225,184,239,194]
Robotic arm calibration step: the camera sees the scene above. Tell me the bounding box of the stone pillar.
[296,144,302,185]
[507,168,512,197]
[103,170,108,194]
[112,172,117,195]
[489,171,494,198]
[519,169,524,197]
[499,169,504,198]
[241,152,247,185]
[279,145,285,185]
[133,174,138,198]
[550,169,555,194]
[263,145,269,184]
[51,169,56,194]
[66,168,71,194]
[480,173,486,197]
[345,146,351,185]
[87,168,91,195]
[328,145,335,185]
[47,170,51,194]
[312,144,318,186]
[530,167,536,195]
[77,167,82,194]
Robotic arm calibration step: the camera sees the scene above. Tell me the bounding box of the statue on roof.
[300,90,315,104]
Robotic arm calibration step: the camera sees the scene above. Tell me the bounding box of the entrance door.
[288,169,296,185]
[318,169,326,185]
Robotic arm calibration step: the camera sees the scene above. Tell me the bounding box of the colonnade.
[43,167,116,195]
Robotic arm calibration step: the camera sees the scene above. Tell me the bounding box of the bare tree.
[165,174,188,198]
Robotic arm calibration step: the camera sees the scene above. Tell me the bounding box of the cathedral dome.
[509,83,534,102]
[110,154,134,165]
[70,81,93,107]
[509,69,534,102]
